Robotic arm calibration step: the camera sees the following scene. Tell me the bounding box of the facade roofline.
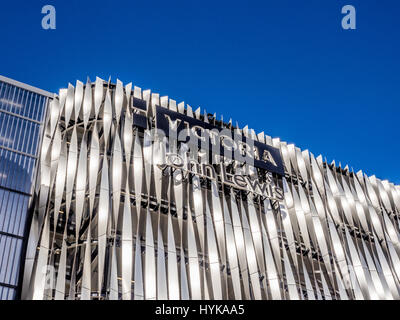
[0,75,55,99]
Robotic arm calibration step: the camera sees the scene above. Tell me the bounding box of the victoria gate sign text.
[155,106,285,175]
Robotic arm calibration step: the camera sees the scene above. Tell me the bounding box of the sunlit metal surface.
[22,77,400,300]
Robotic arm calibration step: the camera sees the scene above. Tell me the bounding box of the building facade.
[0,75,52,299]
[8,77,400,300]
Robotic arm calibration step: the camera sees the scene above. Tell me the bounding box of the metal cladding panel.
[21,77,400,300]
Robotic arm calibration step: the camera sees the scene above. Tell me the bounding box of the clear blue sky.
[1,0,399,183]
